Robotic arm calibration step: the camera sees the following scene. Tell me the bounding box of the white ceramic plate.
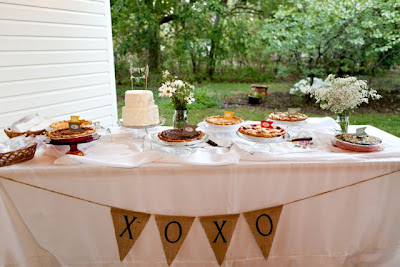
[197,121,243,133]
[268,119,307,127]
[236,131,288,143]
[150,132,209,147]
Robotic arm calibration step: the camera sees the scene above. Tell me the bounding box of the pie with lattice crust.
[50,120,92,130]
[268,112,307,122]
[46,127,96,139]
[158,129,205,143]
[238,124,286,138]
[205,115,243,125]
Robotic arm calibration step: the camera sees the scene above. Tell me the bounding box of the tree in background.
[111,0,399,84]
[263,0,400,78]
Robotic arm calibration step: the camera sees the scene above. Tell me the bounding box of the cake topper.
[182,124,198,137]
[129,63,149,90]
[261,120,273,129]
[223,111,234,120]
[288,108,300,116]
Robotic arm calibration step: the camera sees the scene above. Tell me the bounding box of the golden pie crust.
[238,124,286,138]
[205,115,243,125]
[46,127,96,139]
[50,120,92,130]
[158,129,205,143]
[268,112,307,122]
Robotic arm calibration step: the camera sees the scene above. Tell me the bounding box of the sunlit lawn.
[117,83,400,137]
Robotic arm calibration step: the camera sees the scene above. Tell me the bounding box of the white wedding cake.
[122,90,160,126]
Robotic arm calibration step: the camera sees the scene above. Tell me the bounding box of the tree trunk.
[148,24,161,71]
[208,38,217,79]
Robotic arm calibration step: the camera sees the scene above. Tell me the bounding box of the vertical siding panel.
[0,0,117,136]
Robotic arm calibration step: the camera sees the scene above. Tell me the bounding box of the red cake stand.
[44,133,101,156]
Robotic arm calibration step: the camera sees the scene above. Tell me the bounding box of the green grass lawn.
[117,82,400,137]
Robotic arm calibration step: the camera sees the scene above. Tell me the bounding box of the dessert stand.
[118,117,166,150]
[236,131,289,155]
[44,133,101,156]
[149,132,209,156]
[269,119,307,136]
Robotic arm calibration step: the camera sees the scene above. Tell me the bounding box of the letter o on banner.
[256,214,273,237]
[243,206,283,260]
[165,221,182,244]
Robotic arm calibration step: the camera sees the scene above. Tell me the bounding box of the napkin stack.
[10,113,52,133]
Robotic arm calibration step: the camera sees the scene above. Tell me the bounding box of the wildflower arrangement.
[158,70,195,110]
[303,74,381,115]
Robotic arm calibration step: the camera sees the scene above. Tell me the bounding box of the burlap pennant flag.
[243,206,283,260]
[200,214,239,265]
[155,215,195,266]
[110,208,151,261]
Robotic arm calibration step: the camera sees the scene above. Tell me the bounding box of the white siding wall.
[0,0,117,132]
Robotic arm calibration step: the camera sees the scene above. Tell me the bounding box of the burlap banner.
[243,205,283,260]
[2,170,398,265]
[200,214,239,265]
[155,215,195,265]
[110,208,151,261]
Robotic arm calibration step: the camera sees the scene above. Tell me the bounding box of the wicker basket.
[0,143,37,167]
[4,128,46,138]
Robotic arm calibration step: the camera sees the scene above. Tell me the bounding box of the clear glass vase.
[173,109,188,129]
[336,113,349,133]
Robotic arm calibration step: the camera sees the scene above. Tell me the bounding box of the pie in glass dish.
[238,123,286,138]
[268,112,307,122]
[157,129,205,143]
[205,115,243,126]
[46,127,96,140]
[50,120,92,130]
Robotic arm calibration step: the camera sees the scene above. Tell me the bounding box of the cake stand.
[236,131,289,154]
[44,133,101,156]
[118,117,166,150]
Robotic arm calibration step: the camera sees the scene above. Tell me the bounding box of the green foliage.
[263,0,400,77]
[111,0,399,83]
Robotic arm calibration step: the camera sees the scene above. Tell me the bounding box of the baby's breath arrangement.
[304,74,381,114]
[304,74,381,133]
[158,70,195,110]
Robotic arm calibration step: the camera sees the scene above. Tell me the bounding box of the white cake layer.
[122,105,160,126]
[125,90,155,108]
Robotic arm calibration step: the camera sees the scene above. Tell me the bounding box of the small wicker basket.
[4,128,46,138]
[0,143,37,167]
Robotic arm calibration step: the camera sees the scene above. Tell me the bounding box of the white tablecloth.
[0,118,400,266]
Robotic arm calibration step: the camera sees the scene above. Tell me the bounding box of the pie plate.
[46,132,95,143]
[150,132,209,147]
[268,119,307,127]
[198,121,243,133]
[45,133,100,145]
[332,135,383,152]
[236,131,289,143]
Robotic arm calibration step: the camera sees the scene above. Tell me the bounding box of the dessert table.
[0,118,400,266]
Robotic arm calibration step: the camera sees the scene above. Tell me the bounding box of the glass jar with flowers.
[303,74,381,133]
[158,71,195,129]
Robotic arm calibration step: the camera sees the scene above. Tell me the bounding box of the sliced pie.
[158,129,205,143]
[50,120,92,130]
[238,124,286,138]
[268,112,307,122]
[205,115,243,126]
[46,127,96,139]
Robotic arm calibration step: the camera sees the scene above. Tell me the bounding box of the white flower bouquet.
[158,70,195,110]
[303,74,381,115]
